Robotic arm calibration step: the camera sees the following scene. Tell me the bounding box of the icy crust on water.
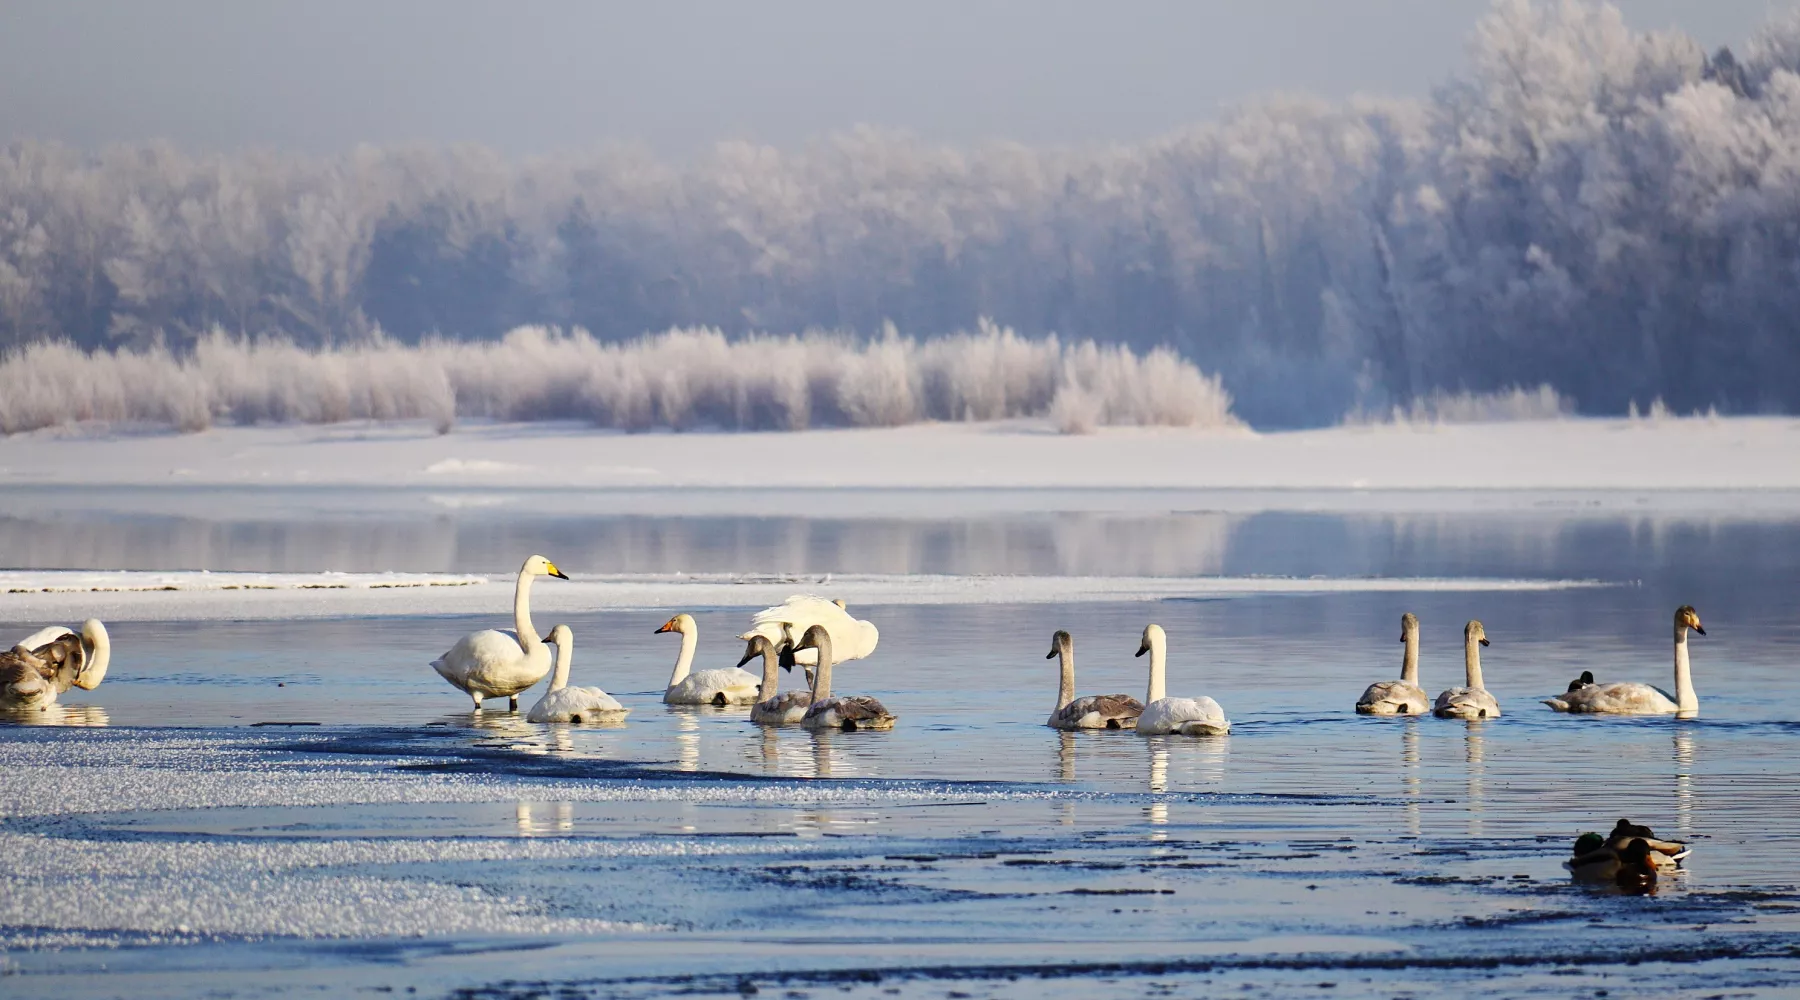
[0,570,1606,622]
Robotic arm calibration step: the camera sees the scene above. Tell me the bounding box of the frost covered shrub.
[0,321,1241,434]
[1345,384,1572,425]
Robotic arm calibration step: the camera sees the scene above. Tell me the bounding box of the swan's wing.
[1357,680,1428,711]
[17,626,73,651]
[1055,694,1144,727]
[1556,682,1675,715]
[829,696,893,723]
[0,648,58,705]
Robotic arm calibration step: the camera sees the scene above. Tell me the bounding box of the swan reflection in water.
[513,801,577,837]
[1673,728,1697,840]
[1401,717,1422,837]
[1463,720,1487,838]
[4,704,109,727]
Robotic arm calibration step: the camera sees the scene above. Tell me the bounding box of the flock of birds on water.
[1,553,1708,891]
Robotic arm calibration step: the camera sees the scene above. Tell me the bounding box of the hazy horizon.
[0,0,1778,157]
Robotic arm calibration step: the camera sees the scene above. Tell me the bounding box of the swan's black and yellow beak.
[1693,625,1706,635]
[545,561,568,580]
[654,618,677,634]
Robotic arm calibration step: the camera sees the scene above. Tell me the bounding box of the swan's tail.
[1178,720,1230,736]
[1542,697,1571,712]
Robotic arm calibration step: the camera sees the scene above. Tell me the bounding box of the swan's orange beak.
[654,618,678,634]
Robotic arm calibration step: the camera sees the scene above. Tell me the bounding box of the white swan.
[1046,630,1143,730]
[11,619,111,695]
[526,624,629,723]
[1133,624,1230,736]
[658,613,761,706]
[745,635,812,725]
[796,625,896,730]
[1356,612,1431,715]
[1,632,87,710]
[738,596,879,672]
[430,554,567,710]
[1433,620,1500,719]
[1543,606,1705,716]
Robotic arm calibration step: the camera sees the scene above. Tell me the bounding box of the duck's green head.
[1573,832,1605,856]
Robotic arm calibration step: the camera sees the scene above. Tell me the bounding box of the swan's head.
[832,598,847,610]
[1400,612,1419,642]
[794,624,832,652]
[1047,629,1072,660]
[1675,605,1705,635]
[523,555,569,580]
[1135,623,1165,657]
[71,619,111,690]
[654,613,695,636]
[737,635,774,667]
[1465,620,1490,646]
[546,624,573,647]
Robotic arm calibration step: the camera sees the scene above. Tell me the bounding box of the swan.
[526,625,629,724]
[1432,621,1500,719]
[658,613,761,706]
[430,554,567,710]
[1133,624,1230,736]
[745,635,812,725]
[1542,606,1705,715]
[1356,613,1430,715]
[795,624,895,731]
[0,632,87,710]
[1045,630,1142,730]
[11,619,112,693]
[738,596,878,672]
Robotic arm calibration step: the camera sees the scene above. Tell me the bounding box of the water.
[3,490,1799,999]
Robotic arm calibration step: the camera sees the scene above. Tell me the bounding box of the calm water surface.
[3,493,1799,999]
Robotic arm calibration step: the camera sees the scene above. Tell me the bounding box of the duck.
[431,555,567,710]
[738,596,879,675]
[526,625,629,724]
[745,634,812,725]
[0,632,87,710]
[1356,612,1430,715]
[1566,670,1595,693]
[1565,818,1689,882]
[1433,621,1500,719]
[795,624,896,731]
[1133,624,1230,736]
[658,613,761,706]
[1604,817,1689,863]
[11,620,112,695]
[1543,607,1705,715]
[1614,838,1658,895]
[1045,630,1143,730]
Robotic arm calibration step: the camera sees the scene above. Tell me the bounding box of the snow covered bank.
[0,570,1606,623]
[1,416,1798,499]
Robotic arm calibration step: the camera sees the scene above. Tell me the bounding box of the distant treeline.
[2,1,1798,426]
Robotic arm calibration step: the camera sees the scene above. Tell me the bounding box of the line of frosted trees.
[3,0,1799,427]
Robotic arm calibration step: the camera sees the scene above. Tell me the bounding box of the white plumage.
[658,613,761,706]
[1133,624,1230,736]
[527,624,629,724]
[1356,612,1430,715]
[738,596,879,670]
[1543,606,1704,716]
[1433,620,1501,719]
[431,555,567,710]
[2,619,112,709]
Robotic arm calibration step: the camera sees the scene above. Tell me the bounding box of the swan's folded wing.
[0,648,58,704]
[1055,694,1144,727]
[832,696,893,723]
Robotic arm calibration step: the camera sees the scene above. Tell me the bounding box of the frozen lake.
[4,488,1800,998]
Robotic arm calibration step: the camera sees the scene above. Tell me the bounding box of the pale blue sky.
[0,0,1780,156]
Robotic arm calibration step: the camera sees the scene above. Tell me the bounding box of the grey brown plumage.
[1,634,85,709]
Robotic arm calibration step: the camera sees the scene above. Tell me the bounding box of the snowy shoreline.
[1,417,1798,513]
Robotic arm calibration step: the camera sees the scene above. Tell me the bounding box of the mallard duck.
[1566,670,1595,693]
[1614,838,1658,895]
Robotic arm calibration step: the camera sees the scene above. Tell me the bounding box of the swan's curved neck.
[513,569,543,653]
[1401,629,1419,686]
[1054,642,1075,712]
[72,625,112,690]
[1463,634,1484,690]
[1145,635,1167,704]
[549,637,572,692]
[810,636,835,701]
[1673,623,1698,713]
[757,645,780,700]
[667,625,698,686]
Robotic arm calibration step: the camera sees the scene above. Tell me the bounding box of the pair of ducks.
[1566,818,1690,894]
[1356,606,1706,718]
[0,619,113,711]
[1044,624,1230,736]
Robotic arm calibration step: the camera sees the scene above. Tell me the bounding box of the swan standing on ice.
[738,596,879,675]
[1542,606,1706,716]
[745,634,812,725]
[658,613,761,706]
[431,554,568,710]
[1356,613,1431,715]
[1433,621,1500,719]
[1045,630,1143,730]
[11,619,111,695]
[795,625,895,731]
[526,625,629,723]
[1133,624,1230,736]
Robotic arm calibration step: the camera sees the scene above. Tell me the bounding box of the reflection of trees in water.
[0,510,1237,577]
